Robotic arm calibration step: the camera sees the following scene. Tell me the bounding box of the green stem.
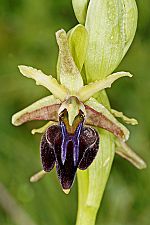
[76,171,97,225]
[76,91,115,225]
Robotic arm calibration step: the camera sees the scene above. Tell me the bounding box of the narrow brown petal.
[14,104,60,126]
[85,105,125,140]
[12,95,61,126]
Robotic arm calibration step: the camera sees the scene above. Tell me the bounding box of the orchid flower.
[12,28,146,194]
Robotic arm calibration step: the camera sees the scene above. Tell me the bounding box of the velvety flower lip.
[40,122,99,190]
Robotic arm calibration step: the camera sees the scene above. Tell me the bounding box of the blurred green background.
[0,0,149,225]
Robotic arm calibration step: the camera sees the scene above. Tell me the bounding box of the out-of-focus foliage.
[0,0,149,225]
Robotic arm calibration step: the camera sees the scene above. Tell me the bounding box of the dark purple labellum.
[40,124,99,190]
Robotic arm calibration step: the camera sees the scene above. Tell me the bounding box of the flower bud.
[72,0,89,25]
[73,0,138,82]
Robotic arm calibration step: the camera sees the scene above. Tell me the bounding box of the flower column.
[72,1,138,225]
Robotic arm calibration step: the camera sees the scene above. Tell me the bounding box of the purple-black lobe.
[78,127,99,170]
[40,125,99,190]
[40,133,56,172]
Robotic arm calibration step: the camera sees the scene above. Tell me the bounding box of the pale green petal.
[56,29,83,94]
[115,139,147,169]
[72,0,89,24]
[18,65,68,101]
[84,0,138,82]
[12,95,60,126]
[111,109,138,125]
[78,72,132,102]
[85,97,130,141]
[68,24,88,73]
[31,121,57,135]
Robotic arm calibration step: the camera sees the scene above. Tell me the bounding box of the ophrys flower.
[12,29,145,193]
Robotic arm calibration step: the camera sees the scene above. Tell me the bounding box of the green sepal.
[56,29,83,94]
[115,139,147,169]
[78,71,132,102]
[57,25,88,86]
[18,65,68,101]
